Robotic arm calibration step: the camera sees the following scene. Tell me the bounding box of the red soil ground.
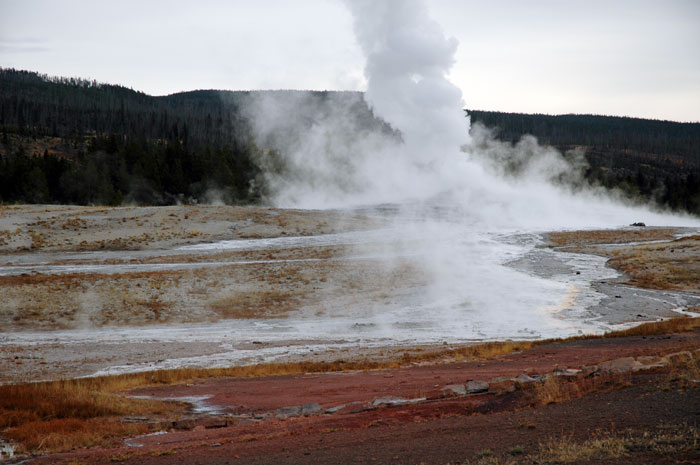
[34,331,700,464]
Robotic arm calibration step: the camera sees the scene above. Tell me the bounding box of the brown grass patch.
[601,315,700,337]
[460,424,699,464]
[551,231,700,293]
[4,418,149,454]
[605,240,700,291]
[535,423,699,464]
[0,379,183,454]
[531,372,633,408]
[208,288,309,318]
[547,228,677,247]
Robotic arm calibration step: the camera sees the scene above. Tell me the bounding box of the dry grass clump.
[664,352,700,390]
[0,380,181,454]
[606,236,700,291]
[417,317,700,366]
[531,372,631,407]
[209,288,309,318]
[552,232,700,293]
[1,358,395,453]
[458,424,699,464]
[603,314,700,337]
[548,228,677,247]
[397,341,536,365]
[5,418,149,453]
[537,316,700,349]
[536,424,699,464]
[537,435,628,463]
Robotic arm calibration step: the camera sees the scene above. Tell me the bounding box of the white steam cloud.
[242,0,698,340]
[249,0,695,229]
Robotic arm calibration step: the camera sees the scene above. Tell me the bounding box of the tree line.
[468,110,700,214]
[0,68,381,205]
[1,68,699,214]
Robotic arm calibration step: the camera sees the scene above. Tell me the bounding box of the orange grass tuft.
[547,228,677,247]
[0,380,182,454]
[4,418,149,453]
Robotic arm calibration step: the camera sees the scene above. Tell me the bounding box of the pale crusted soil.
[0,204,378,253]
[548,229,700,293]
[0,205,406,332]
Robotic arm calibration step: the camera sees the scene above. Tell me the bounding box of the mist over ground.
[247,0,695,232]
[236,0,700,340]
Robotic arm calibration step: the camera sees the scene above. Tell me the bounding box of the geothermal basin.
[1,204,699,383]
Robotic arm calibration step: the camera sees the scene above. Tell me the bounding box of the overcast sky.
[1,0,698,122]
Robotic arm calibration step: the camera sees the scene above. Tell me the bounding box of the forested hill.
[1,68,699,213]
[467,110,700,160]
[468,110,700,213]
[0,68,386,205]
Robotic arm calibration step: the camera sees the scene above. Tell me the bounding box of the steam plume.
[239,0,699,340]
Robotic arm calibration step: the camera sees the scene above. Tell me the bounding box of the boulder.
[488,378,516,394]
[599,357,641,374]
[325,401,366,414]
[372,396,408,407]
[465,380,489,394]
[581,365,600,377]
[634,356,665,371]
[441,384,467,396]
[514,374,537,384]
[275,405,302,419]
[553,368,581,377]
[301,403,322,416]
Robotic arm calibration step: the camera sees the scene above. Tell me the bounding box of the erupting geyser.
[246,0,699,341]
